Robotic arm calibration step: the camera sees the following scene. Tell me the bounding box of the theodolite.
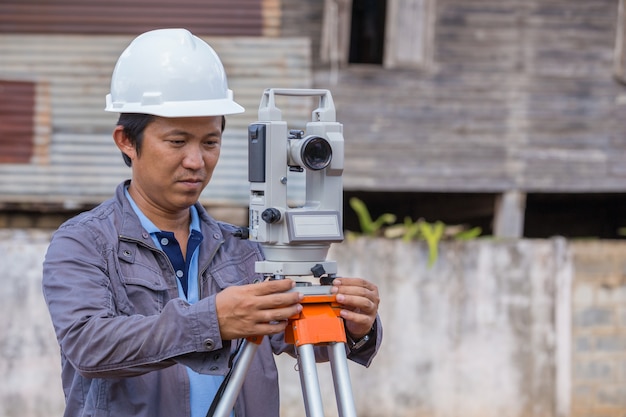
[210,89,356,417]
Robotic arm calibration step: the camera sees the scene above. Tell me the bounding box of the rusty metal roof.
[0,0,264,36]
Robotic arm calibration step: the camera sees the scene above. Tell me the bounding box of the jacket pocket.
[116,244,170,315]
[206,249,261,290]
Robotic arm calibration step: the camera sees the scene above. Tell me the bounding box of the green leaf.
[402,216,422,242]
[419,220,445,267]
[455,227,482,240]
[349,197,396,236]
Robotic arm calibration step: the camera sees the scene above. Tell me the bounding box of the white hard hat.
[105,28,244,117]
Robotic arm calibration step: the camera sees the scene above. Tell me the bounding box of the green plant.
[418,220,445,267]
[348,197,483,267]
[349,197,396,236]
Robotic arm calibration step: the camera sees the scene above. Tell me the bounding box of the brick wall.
[571,242,626,417]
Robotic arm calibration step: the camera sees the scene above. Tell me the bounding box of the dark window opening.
[349,0,387,64]
[524,193,626,239]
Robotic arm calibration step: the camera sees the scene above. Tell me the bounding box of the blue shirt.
[125,189,226,417]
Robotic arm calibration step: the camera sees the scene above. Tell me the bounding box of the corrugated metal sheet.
[0,80,34,163]
[0,34,311,207]
[0,0,263,36]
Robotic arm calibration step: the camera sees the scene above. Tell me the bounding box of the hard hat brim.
[105,93,245,117]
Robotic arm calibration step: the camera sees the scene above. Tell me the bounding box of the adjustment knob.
[261,208,281,224]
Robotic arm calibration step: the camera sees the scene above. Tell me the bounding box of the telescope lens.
[301,136,332,170]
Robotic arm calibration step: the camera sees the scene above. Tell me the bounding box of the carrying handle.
[258,88,336,122]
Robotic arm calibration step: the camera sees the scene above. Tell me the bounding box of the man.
[42,28,381,417]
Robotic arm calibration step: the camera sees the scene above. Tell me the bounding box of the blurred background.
[1,1,625,416]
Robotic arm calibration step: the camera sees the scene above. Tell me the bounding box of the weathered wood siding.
[309,0,626,193]
[281,0,324,63]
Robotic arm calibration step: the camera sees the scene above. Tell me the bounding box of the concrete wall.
[0,230,61,417]
[1,230,625,417]
[278,238,568,417]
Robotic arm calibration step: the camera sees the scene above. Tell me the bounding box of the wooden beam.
[493,190,527,238]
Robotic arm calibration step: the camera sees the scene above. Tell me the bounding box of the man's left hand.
[331,277,380,339]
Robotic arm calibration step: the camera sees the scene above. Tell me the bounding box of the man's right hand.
[215,279,303,340]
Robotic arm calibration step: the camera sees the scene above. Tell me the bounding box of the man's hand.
[331,277,380,339]
[216,279,303,340]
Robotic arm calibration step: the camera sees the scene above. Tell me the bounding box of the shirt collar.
[124,187,201,235]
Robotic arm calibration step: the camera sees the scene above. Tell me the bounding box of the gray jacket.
[42,181,381,417]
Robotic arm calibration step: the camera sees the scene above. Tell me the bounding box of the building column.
[493,190,527,238]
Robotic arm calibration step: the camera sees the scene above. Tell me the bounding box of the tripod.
[210,278,357,417]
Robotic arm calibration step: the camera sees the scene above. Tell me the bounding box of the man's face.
[129,115,223,215]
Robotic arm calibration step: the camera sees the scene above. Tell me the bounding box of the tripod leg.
[211,339,260,417]
[297,343,325,417]
[328,342,357,417]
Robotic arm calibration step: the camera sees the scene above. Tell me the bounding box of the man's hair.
[116,114,226,167]
[117,113,154,167]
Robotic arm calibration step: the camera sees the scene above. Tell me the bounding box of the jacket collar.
[114,180,226,266]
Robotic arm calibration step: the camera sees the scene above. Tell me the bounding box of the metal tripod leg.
[328,342,357,417]
[297,342,357,417]
[211,339,260,417]
[297,344,325,417]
